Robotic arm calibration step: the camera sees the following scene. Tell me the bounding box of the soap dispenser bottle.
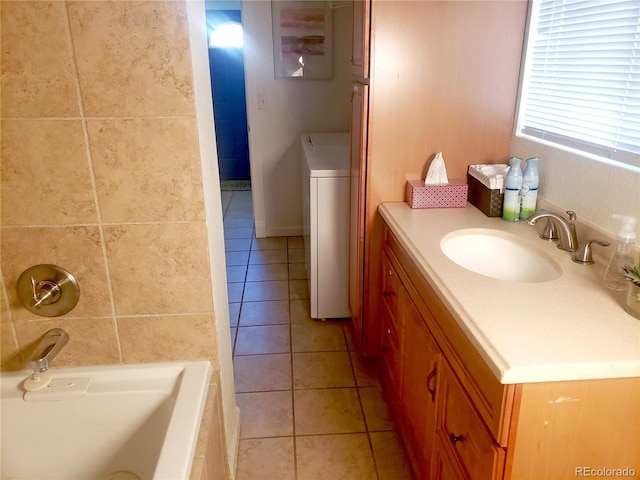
[603,215,638,290]
[502,157,523,222]
[519,157,539,219]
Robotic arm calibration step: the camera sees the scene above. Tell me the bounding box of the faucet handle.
[573,239,611,265]
[566,210,577,222]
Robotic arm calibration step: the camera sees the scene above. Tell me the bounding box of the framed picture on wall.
[271,1,333,79]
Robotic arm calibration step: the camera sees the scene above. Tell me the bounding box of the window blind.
[518,0,640,167]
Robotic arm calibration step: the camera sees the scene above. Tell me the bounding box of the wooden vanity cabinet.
[351,0,370,78]
[380,221,640,479]
[347,0,528,355]
[381,225,508,479]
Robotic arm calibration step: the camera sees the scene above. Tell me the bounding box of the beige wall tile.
[105,222,213,315]
[1,322,21,370]
[204,380,230,479]
[1,282,10,324]
[117,314,217,363]
[189,456,205,480]
[1,226,112,321]
[88,118,205,223]
[0,1,80,117]
[14,317,120,367]
[67,1,195,117]
[1,120,97,225]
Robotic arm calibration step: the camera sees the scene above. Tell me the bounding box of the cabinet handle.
[383,291,392,297]
[382,347,390,353]
[450,433,464,444]
[426,364,437,402]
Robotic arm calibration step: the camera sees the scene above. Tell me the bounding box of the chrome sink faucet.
[527,210,579,252]
[29,328,69,374]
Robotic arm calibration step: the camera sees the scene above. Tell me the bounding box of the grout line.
[62,1,122,361]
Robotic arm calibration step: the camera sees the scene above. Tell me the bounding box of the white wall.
[511,136,640,238]
[187,1,240,473]
[242,0,352,237]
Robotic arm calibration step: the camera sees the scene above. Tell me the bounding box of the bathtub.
[1,361,211,480]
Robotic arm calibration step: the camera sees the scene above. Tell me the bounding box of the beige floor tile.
[290,299,311,324]
[359,386,396,431]
[220,191,232,210]
[224,227,254,239]
[350,350,381,387]
[234,353,292,392]
[291,320,347,352]
[288,262,307,280]
[236,437,295,480]
[228,303,241,328]
[230,328,237,352]
[252,237,287,250]
[289,279,310,300]
[294,388,365,435]
[296,434,377,480]
[223,214,254,229]
[370,431,415,480]
[249,249,288,265]
[228,190,253,206]
[236,391,293,438]
[225,238,252,252]
[288,248,305,263]
[239,300,289,326]
[235,325,291,355]
[293,351,355,389]
[287,236,304,249]
[243,280,289,302]
[226,250,250,266]
[246,263,288,282]
[227,283,244,303]
[227,264,247,283]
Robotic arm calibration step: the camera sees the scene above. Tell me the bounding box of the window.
[209,22,244,48]
[516,0,640,168]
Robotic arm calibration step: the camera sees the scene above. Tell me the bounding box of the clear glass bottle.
[603,215,638,291]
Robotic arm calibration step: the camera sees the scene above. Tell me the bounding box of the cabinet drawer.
[436,361,505,480]
[381,251,401,322]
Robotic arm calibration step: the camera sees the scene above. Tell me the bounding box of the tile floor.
[221,190,414,480]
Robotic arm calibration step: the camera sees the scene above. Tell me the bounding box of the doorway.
[206,9,251,183]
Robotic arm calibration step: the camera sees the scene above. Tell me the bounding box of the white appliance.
[301,133,351,319]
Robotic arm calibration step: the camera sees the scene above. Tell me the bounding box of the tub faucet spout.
[527,210,579,252]
[29,328,69,373]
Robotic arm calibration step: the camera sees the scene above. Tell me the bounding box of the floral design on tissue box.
[405,179,468,209]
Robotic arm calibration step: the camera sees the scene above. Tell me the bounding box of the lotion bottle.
[603,215,638,290]
[502,157,523,222]
[519,157,539,220]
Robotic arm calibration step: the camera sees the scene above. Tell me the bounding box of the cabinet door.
[434,360,505,480]
[400,288,441,477]
[380,308,402,398]
[351,0,370,78]
[348,82,369,346]
[431,433,467,480]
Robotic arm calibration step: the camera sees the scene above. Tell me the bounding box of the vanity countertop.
[378,202,640,384]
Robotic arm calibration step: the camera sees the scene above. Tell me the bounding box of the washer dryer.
[301,133,350,319]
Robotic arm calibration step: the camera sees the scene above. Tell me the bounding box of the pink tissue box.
[405,179,468,209]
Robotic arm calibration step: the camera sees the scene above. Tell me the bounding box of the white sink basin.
[440,228,561,283]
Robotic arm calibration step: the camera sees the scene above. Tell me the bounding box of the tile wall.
[1,2,227,475]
